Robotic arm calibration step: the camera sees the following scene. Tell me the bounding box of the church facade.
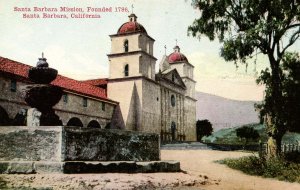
[0,13,197,141]
[107,14,197,141]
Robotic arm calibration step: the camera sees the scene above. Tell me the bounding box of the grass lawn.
[219,153,300,183]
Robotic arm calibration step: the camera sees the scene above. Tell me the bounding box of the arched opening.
[171,121,176,141]
[124,40,129,52]
[67,117,83,127]
[87,120,101,128]
[124,64,129,76]
[105,122,111,129]
[12,109,27,126]
[0,106,10,126]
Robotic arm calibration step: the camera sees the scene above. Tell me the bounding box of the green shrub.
[221,156,264,175]
[221,155,300,183]
[263,157,287,178]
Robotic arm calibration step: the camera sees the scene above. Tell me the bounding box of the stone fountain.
[24,53,62,126]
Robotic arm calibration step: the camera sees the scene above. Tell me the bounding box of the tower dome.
[168,45,188,63]
[117,14,147,34]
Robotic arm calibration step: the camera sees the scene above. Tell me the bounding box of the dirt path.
[161,150,300,190]
[0,150,299,189]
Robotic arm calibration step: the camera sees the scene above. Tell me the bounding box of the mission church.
[0,13,197,141]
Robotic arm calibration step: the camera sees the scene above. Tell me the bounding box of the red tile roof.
[0,56,114,102]
[118,21,147,34]
[83,78,108,86]
[0,57,31,78]
[168,52,188,64]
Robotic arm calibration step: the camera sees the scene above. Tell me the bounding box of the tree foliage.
[188,0,300,62]
[236,126,260,145]
[256,52,300,134]
[196,119,213,141]
[188,0,300,156]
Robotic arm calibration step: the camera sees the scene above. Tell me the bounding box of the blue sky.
[1,0,299,100]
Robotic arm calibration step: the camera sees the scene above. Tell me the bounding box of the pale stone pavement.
[162,150,300,190]
[1,149,300,189]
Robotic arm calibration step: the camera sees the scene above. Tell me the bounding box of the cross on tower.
[175,39,178,46]
[164,45,167,55]
[131,4,134,14]
[42,52,44,58]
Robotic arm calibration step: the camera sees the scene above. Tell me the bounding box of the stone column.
[26,108,41,127]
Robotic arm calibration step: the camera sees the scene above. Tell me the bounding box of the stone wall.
[108,78,143,131]
[109,54,141,79]
[160,83,185,141]
[141,79,161,133]
[110,33,141,54]
[0,126,160,162]
[0,126,63,161]
[54,92,115,128]
[64,127,160,161]
[184,97,197,141]
[0,76,29,119]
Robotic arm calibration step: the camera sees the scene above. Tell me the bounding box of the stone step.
[0,161,180,174]
[161,142,211,150]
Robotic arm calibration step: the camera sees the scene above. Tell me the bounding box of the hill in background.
[196,91,260,131]
[202,123,300,145]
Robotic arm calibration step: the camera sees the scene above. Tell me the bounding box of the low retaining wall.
[0,161,180,174]
[0,126,63,161]
[0,126,160,162]
[64,127,160,161]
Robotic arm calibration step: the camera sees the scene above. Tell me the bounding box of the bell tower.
[107,13,157,80]
[107,14,161,132]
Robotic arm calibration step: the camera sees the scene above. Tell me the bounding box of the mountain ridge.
[196,91,261,131]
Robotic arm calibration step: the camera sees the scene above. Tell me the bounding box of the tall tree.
[188,0,300,157]
[256,52,300,155]
[196,119,213,141]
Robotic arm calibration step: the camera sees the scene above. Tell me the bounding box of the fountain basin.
[28,67,58,84]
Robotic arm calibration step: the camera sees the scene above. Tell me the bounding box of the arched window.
[67,117,83,127]
[124,64,129,76]
[124,40,129,52]
[171,95,176,107]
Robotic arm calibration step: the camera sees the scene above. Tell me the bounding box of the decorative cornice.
[109,32,155,41]
[155,75,186,90]
[170,61,194,68]
[63,90,118,105]
[181,76,197,83]
[185,95,197,102]
[108,75,158,85]
[107,50,157,61]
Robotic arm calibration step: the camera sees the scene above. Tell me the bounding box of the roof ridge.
[0,56,113,102]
